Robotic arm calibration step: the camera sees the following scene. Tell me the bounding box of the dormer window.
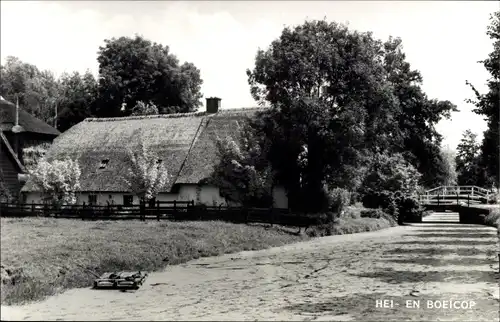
[99,159,109,169]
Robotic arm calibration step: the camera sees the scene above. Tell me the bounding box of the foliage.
[397,196,423,223]
[131,101,159,116]
[327,188,351,216]
[360,208,386,219]
[95,35,203,117]
[360,153,422,196]
[123,141,170,201]
[22,143,51,171]
[360,153,422,223]
[455,130,482,185]
[246,20,456,211]
[439,146,458,186]
[28,158,81,205]
[56,71,98,132]
[0,56,60,124]
[210,122,274,208]
[466,11,500,187]
[306,216,395,238]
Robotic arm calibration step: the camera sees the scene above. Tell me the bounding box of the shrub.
[342,206,362,219]
[487,188,499,204]
[484,207,500,228]
[359,153,424,225]
[306,217,395,237]
[360,208,385,219]
[397,196,423,222]
[131,101,159,116]
[327,188,351,215]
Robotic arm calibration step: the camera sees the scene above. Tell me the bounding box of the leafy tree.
[467,11,499,187]
[95,35,203,117]
[455,130,481,185]
[440,146,458,186]
[56,71,98,132]
[0,56,60,124]
[382,37,457,187]
[22,143,51,170]
[246,20,455,211]
[123,142,170,202]
[28,158,81,205]
[131,101,159,116]
[210,122,274,208]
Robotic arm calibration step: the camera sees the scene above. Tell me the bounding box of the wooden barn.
[0,97,60,201]
[21,98,289,209]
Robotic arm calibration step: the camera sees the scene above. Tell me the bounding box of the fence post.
[31,201,35,216]
[456,193,459,205]
[156,200,160,221]
[437,194,440,206]
[173,200,177,219]
[270,207,274,227]
[467,194,470,207]
[140,199,145,221]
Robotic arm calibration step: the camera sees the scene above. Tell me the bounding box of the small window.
[88,194,97,205]
[123,195,134,206]
[99,159,109,169]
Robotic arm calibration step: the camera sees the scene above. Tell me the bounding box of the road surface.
[2,212,499,321]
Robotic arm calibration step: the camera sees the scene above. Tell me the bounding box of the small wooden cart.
[93,271,148,290]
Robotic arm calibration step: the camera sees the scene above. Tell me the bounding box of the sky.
[1,1,498,150]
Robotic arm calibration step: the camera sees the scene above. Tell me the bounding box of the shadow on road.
[386,248,485,256]
[392,240,492,246]
[380,257,495,267]
[404,233,497,238]
[353,270,496,284]
[413,229,494,233]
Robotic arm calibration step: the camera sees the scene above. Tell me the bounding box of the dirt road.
[2,212,499,321]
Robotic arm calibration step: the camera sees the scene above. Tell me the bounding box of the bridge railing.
[424,186,490,198]
[419,186,492,206]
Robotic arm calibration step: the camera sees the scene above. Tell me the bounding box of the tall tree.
[455,130,481,186]
[382,37,457,187]
[0,56,60,124]
[246,20,456,211]
[467,11,499,187]
[95,35,203,117]
[440,146,458,186]
[56,71,98,132]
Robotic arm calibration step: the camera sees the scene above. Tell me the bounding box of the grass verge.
[305,206,397,237]
[1,218,306,305]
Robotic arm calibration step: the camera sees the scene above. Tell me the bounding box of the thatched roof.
[0,99,60,136]
[21,108,267,193]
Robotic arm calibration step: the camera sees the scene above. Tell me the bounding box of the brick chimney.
[206,97,221,114]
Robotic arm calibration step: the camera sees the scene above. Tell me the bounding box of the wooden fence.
[0,201,324,228]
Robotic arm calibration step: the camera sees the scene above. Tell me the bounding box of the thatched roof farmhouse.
[21,98,289,208]
[0,97,60,201]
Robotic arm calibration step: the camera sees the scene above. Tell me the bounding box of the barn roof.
[0,99,60,136]
[0,130,25,173]
[21,107,267,193]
